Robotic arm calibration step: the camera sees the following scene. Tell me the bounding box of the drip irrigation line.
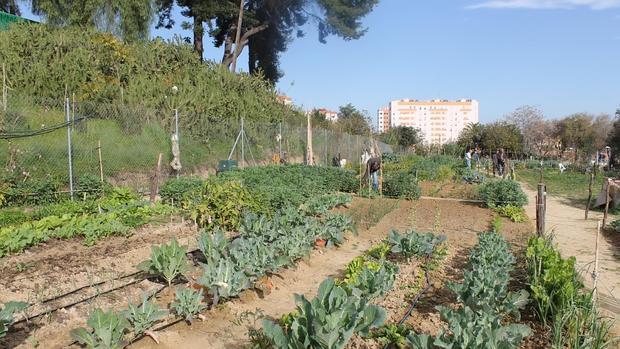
[14,274,146,325]
[382,257,434,349]
[13,248,202,325]
[397,267,432,327]
[0,116,87,139]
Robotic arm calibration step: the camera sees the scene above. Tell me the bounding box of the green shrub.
[0,209,30,228]
[436,165,455,182]
[383,172,421,200]
[159,176,205,205]
[478,180,527,208]
[188,179,265,230]
[610,219,620,233]
[218,165,357,210]
[5,177,61,206]
[76,174,106,199]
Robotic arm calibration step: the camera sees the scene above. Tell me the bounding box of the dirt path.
[521,185,620,321]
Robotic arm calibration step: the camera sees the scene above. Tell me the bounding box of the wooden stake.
[150,153,163,203]
[602,178,611,228]
[593,221,601,303]
[379,160,383,198]
[97,140,104,183]
[585,171,594,219]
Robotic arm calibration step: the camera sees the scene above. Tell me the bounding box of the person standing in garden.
[498,149,506,177]
[492,150,499,176]
[465,148,473,169]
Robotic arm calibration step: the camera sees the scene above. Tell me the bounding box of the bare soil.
[0,219,197,349]
[2,195,549,349]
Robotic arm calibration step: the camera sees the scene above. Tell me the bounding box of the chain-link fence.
[0,95,391,196]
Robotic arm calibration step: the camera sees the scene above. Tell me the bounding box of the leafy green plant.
[262,278,386,349]
[70,308,129,349]
[495,204,527,223]
[526,236,615,348]
[372,324,413,349]
[189,179,265,231]
[387,230,446,260]
[478,180,527,208]
[319,213,355,247]
[138,239,188,286]
[159,176,204,205]
[407,306,531,349]
[171,287,206,322]
[610,219,620,233]
[0,301,28,338]
[344,260,399,300]
[124,296,167,335]
[77,174,107,199]
[383,171,421,200]
[198,258,250,304]
[301,193,352,215]
[197,228,229,262]
[365,242,391,260]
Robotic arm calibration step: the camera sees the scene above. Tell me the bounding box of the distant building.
[377,99,479,144]
[276,95,293,106]
[316,108,338,122]
[377,107,390,133]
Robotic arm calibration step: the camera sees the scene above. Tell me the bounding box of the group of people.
[465,147,508,177]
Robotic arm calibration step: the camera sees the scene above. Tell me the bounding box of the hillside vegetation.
[0,24,309,189]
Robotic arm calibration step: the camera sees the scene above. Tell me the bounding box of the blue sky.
[19,0,620,123]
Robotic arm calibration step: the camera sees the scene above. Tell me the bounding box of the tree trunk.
[248,38,258,74]
[193,14,204,61]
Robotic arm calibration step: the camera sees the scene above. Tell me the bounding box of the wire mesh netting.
[0,95,391,195]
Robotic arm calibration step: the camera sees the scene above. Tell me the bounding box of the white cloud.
[468,0,620,10]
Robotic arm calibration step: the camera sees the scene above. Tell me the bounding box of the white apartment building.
[377,99,479,144]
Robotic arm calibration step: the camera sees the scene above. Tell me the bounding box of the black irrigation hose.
[382,257,434,349]
[0,117,87,139]
[13,248,202,325]
[396,267,432,327]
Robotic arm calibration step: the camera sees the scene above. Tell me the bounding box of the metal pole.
[603,178,611,228]
[536,183,546,236]
[66,98,74,201]
[175,108,179,178]
[241,117,245,168]
[279,122,282,157]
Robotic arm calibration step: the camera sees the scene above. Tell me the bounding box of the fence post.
[175,108,180,177]
[2,63,6,112]
[150,153,163,203]
[602,178,611,228]
[66,98,74,201]
[536,183,546,236]
[593,221,601,303]
[585,171,594,219]
[97,140,104,183]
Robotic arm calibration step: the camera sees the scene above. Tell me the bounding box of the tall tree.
[162,0,378,80]
[1,0,20,15]
[457,122,484,149]
[336,103,370,136]
[606,108,620,164]
[554,113,596,161]
[31,0,155,41]
[504,105,545,154]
